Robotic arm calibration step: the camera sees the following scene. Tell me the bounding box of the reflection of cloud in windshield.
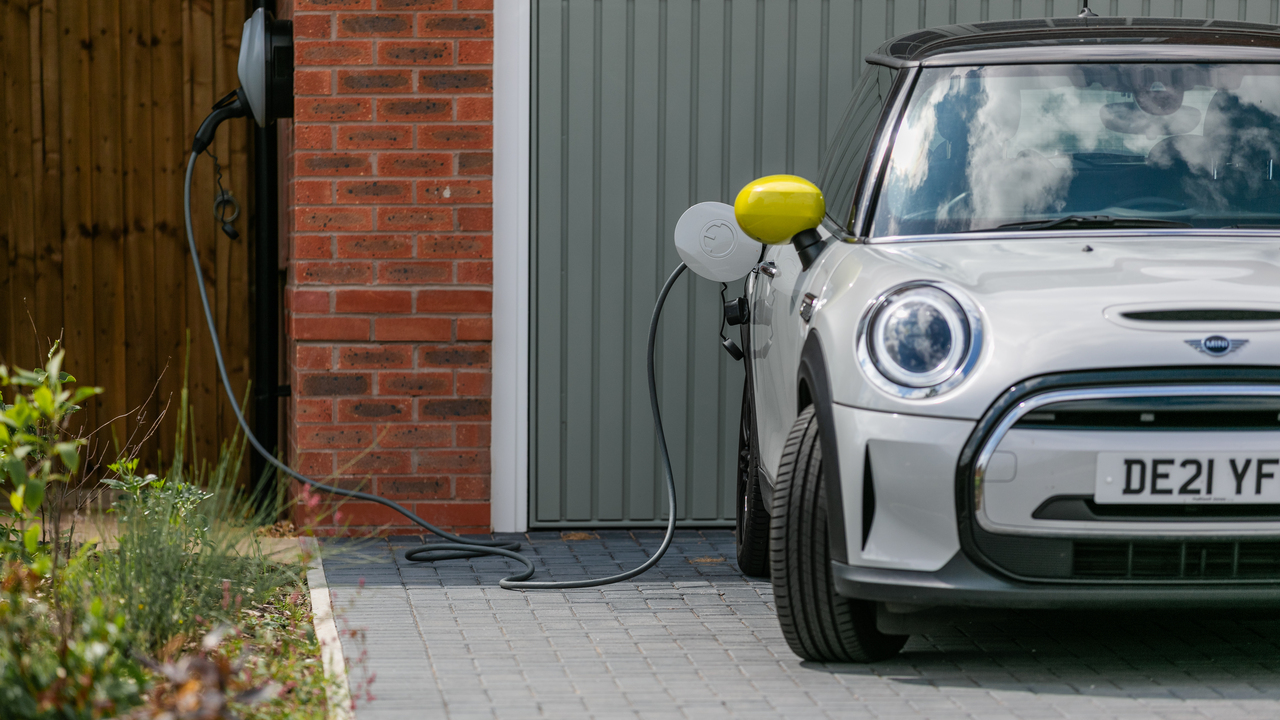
[1235,76,1280,117]
[871,65,1280,237]
[964,86,1074,224]
[890,81,946,193]
[1150,80,1280,212]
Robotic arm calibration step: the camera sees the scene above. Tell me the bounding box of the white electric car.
[731,18,1280,662]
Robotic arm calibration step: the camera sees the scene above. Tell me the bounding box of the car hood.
[818,234,1280,419]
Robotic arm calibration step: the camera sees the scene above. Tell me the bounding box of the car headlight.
[857,283,982,398]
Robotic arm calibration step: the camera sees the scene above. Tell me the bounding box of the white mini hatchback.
[730,16,1280,662]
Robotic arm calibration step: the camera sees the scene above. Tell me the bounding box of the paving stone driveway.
[321,530,1280,719]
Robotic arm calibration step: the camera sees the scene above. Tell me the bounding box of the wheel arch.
[798,331,850,564]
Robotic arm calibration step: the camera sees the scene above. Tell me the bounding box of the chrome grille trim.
[974,384,1280,538]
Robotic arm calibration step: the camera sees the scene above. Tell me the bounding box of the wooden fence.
[0,0,256,478]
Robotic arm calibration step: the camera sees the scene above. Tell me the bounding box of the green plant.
[123,624,281,720]
[126,580,332,720]
[89,373,298,655]
[103,458,214,540]
[0,345,99,561]
[0,560,145,719]
[0,341,326,717]
[0,348,143,719]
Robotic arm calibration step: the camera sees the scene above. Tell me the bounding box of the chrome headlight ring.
[855,281,984,399]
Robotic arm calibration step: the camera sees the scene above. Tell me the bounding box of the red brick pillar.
[279,0,493,535]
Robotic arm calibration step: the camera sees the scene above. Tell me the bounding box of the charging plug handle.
[723,296,749,326]
[193,89,249,155]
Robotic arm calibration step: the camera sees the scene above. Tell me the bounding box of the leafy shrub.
[0,350,144,719]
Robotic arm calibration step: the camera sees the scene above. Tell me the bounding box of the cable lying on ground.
[184,150,684,589]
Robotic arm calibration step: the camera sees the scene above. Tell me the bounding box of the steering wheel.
[1110,196,1187,213]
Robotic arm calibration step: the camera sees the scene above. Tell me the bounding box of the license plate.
[1096,453,1280,504]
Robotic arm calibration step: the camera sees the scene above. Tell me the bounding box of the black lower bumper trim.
[832,553,1280,609]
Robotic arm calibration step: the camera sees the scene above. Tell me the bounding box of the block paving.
[321,530,1280,719]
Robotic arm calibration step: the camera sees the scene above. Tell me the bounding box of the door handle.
[756,261,779,278]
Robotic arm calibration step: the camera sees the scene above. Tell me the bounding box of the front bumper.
[833,553,1280,609]
[833,368,1280,587]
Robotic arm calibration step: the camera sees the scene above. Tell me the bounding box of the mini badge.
[1186,335,1248,357]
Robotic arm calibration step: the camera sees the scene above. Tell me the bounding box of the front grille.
[1073,540,1280,580]
[974,530,1280,581]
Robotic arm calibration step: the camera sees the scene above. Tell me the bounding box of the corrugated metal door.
[529,0,1280,527]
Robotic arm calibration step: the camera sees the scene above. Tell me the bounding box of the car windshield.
[869,63,1280,237]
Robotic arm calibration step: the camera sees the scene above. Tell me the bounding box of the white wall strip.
[491,0,532,533]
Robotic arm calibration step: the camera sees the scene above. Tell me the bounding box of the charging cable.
[184,151,685,589]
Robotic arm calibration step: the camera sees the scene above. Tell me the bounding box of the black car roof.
[871,17,1280,65]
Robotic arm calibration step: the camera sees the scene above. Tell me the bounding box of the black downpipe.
[250,0,281,509]
[250,122,281,507]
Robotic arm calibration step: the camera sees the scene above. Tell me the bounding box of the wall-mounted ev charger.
[192,9,294,154]
[188,10,822,589]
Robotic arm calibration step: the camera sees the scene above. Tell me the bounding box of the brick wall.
[280,0,493,535]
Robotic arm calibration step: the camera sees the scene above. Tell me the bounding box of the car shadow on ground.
[808,610,1280,699]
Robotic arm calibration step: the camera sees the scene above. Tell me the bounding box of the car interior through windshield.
[871,63,1280,237]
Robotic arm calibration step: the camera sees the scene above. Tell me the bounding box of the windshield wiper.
[989,215,1193,232]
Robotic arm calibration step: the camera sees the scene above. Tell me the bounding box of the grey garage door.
[529,0,1280,527]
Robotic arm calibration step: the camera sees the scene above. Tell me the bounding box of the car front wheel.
[770,405,908,662]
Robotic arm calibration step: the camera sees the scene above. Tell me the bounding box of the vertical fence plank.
[186,0,219,468]
[59,0,98,440]
[4,0,39,369]
[121,0,159,461]
[219,0,252,483]
[24,1,50,356]
[153,0,186,463]
[228,0,251,478]
[89,0,129,451]
[0,0,11,365]
[37,0,64,359]
[212,0,230,457]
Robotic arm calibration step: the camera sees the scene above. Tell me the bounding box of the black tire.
[735,380,770,578]
[770,405,908,662]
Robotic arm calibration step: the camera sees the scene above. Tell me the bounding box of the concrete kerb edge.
[300,537,354,720]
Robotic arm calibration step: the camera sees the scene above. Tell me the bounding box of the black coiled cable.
[184,151,685,589]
